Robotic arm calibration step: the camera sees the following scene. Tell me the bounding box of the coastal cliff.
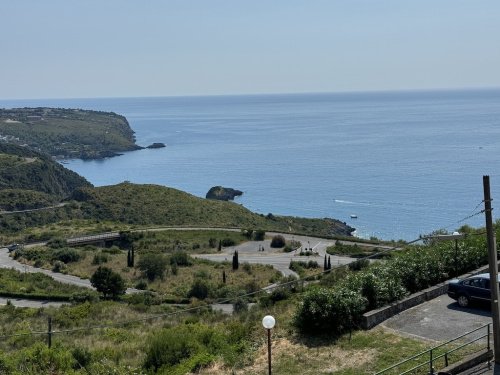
[0,107,142,159]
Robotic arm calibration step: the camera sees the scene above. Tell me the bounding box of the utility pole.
[483,175,500,364]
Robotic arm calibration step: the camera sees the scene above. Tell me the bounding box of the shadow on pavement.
[446,301,492,318]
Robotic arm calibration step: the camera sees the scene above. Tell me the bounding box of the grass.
[13,238,282,300]
[0,283,482,375]
[0,268,97,300]
[132,229,249,254]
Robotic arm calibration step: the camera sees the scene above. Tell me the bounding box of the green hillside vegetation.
[0,268,96,301]
[72,183,353,237]
[0,143,92,197]
[0,189,59,211]
[0,107,141,159]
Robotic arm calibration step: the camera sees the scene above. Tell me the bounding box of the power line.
[0,202,490,341]
[0,236,425,340]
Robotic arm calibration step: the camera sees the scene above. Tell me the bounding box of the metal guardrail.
[66,232,121,245]
[374,323,491,375]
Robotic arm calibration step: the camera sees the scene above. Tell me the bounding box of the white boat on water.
[350,214,358,219]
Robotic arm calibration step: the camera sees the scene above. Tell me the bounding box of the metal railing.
[374,323,491,375]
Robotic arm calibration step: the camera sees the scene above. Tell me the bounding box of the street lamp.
[427,232,466,277]
[262,315,276,375]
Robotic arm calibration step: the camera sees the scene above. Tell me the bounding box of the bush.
[143,324,228,372]
[135,280,148,290]
[52,248,81,264]
[233,298,248,313]
[270,235,286,248]
[208,238,217,248]
[188,279,209,300]
[52,260,65,273]
[221,238,236,247]
[170,251,192,267]
[254,230,265,241]
[348,258,370,271]
[47,237,67,249]
[138,253,169,281]
[90,266,126,299]
[294,287,366,335]
[92,252,109,265]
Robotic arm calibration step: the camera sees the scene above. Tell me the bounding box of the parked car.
[448,273,500,307]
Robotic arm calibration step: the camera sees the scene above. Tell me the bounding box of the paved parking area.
[381,294,492,343]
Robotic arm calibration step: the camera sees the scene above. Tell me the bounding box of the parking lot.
[381,294,492,342]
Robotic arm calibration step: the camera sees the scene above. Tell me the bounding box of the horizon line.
[1,85,500,102]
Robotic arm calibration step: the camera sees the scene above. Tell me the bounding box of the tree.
[208,238,217,248]
[222,270,226,284]
[188,279,209,300]
[218,240,222,251]
[254,230,265,241]
[232,251,239,270]
[270,235,286,248]
[138,253,169,281]
[90,266,126,299]
[324,255,327,271]
[328,256,331,270]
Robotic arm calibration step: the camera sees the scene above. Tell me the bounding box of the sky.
[1,0,499,99]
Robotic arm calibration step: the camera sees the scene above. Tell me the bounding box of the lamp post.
[428,232,466,277]
[262,315,275,375]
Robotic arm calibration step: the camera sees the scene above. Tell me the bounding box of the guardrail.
[66,232,121,245]
[374,323,491,375]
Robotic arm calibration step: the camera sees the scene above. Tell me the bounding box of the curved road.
[0,228,385,307]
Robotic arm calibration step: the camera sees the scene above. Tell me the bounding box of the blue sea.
[1,89,500,240]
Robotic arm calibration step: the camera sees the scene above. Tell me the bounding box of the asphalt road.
[0,297,67,308]
[194,232,355,277]
[381,294,492,343]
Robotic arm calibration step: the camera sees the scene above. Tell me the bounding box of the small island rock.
[206,186,243,201]
[146,143,166,149]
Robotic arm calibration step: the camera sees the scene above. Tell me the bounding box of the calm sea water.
[2,89,500,240]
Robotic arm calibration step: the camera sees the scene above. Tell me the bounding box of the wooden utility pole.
[483,175,500,363]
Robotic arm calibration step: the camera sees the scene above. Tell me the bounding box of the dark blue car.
[448,273,500,307]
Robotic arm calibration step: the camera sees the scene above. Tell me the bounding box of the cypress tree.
[232,251,239,270]
[324,255,327,270]
[328,256,331,270]
[222,270,226,283]
[218,240,222,251]
[131,247,135,267]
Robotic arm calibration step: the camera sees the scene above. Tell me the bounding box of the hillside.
[0,143,353,237]
[73,183,354,237]
[0,143,92,197]
[0,107,142,159]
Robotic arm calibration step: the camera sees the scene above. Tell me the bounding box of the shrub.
[135,280,148,290]
[270,235,286,248]
[254,230,265,241]
[170,251,192,267]
[188,279,209,300]
[233,298,248,313]
[208,238,217,248]
[90,266,126,299]
[348,258,370,271]
[294,287,366,335]
[221,238,236,247]
[92,253,109,265]
[143,324,226,373]
[47,237,67,249]
[52,260,65,273]
[138,253,169,281]
[52,248,81,264]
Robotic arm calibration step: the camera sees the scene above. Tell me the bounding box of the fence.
[374,323,491,375]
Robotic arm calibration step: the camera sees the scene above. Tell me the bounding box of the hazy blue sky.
[1,1,499,99]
